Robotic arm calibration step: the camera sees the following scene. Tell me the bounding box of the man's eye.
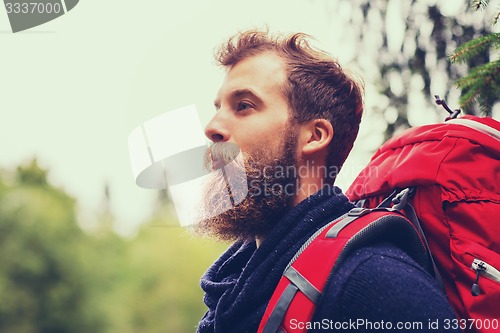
[237,101,254,112]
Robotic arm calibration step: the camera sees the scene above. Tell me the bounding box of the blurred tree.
[0,160,226,333]
[16,159,48,186]
[0,159,105,333]
[326,0,498,141]
[104,219,226,333]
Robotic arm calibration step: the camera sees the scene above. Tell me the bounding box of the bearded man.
[195,30,460,333]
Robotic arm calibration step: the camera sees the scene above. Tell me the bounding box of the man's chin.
[193,170,298,242]
[193,192,290,242]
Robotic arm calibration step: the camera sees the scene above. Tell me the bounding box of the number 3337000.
[5,2,62,14]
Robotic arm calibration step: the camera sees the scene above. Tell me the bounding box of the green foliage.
[0,160,226,333]
[449,1,500,116]
[472,0,491,10]
[343,0,498,142]
[494,11,500,25]
[455,59,500,112]
[107,224,226,333]
[450,33,500,64]
[0,160,104,333]
[15,159,48,186]
[342,0,497,142]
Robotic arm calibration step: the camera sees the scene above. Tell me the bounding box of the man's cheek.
[249,179,262,196]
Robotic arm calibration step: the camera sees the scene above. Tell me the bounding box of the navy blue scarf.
[197,186,354,333]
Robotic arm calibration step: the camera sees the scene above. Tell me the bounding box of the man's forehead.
[215,52,287,103]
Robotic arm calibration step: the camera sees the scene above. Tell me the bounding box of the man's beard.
[194,129,299,242]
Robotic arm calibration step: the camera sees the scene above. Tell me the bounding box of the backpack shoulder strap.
[257,208,434,333]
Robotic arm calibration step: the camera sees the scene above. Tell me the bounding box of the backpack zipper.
[470,258,500,296]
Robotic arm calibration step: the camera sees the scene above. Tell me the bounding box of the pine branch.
[450,1,499,116]
[477,87,497,116]
[455,76,478,90]
[471,0,490,11]
[456,61,500,89]
[456,61,500,113]
[459,60,500,81]
[459,88,482,109]
[493,11,500,25]
[471,0,499,26]
[449,33,500,63]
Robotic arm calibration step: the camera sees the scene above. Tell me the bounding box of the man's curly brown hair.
[216,30,364,183]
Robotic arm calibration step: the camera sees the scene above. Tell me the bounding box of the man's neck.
[256,177,330,248]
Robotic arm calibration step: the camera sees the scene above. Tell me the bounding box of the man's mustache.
[204,142,241,171]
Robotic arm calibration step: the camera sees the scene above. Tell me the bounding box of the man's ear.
[301,119,334,155]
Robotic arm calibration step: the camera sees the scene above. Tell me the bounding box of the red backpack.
[258,108,500,333]
[346,114,500,332]
[257,205,436,333]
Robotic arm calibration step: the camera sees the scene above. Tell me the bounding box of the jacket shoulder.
[310,243,460,333]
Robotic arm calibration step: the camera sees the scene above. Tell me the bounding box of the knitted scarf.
[197,186,354,333]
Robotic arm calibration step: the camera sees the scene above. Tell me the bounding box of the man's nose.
[204,112,230,143]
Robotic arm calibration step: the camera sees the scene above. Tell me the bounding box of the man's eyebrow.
[232,88,262,103]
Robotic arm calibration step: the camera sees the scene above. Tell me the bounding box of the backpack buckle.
[347,207,370,217]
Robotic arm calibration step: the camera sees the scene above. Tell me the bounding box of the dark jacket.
[197,187,460,333]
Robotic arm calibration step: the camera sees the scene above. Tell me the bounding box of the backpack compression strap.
[257,207,434,333]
